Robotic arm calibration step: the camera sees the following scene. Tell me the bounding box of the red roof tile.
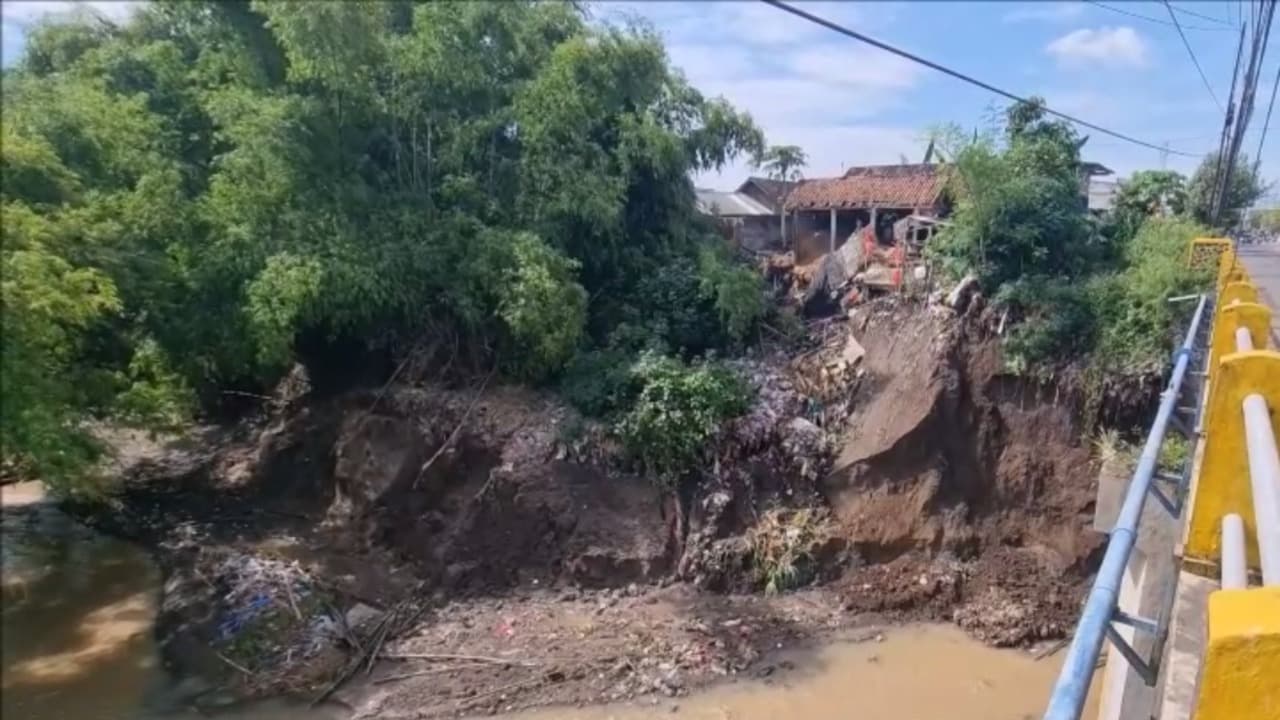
[784,164,943,211]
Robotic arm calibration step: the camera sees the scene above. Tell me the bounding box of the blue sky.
[598,1,1273,190]
[4,1,1275,196]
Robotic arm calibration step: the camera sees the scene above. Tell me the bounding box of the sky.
[4,0,1277,198]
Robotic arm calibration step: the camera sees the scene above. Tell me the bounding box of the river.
[1,481,1097,720]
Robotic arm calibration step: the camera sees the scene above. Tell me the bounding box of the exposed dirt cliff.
[70,298,1126,714]
[824,302,1104,644]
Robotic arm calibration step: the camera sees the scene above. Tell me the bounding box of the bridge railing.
[1044,239,1280,720]
[1042,292,1209,720]
[1178,244,1280,720]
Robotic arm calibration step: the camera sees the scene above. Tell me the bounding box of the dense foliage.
[616,352,752,483]
[1186,151,1266,230]
[932,99,1213,373]
[930,101,1104,289]
[1109,170,1186,242]
[1,2,767,487]
[752,144,807,181]
[1253,207,1280,234]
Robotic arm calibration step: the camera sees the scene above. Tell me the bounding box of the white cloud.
[622,2,927,189]
[665,43,758,83]
[697,77,906,129]
[784,45,922,90]
[1003,2,1086,24]
[1,1,139,27]
[713,2,872,46]
[1046,26,1150,68]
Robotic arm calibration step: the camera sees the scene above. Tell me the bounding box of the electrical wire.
[1163,1,1225,110]
[1213,0,1275,224]
[758,0,1204,156]
[1166,1,1239,27]
[1210,21,1248,216]
[1253,62,1280,174]
[1083,1,1235,31]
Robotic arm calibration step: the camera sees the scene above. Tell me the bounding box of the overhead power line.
[1212,0,1276,224]
[1253,63,1280,175]
[1210,21,1248,216]
[1083,1,1235,31]
[1163,1,1225,110]
[759,0,1203,157]
[1166,1,1239,27]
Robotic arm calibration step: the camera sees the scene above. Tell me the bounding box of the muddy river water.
[2,482,1097,720]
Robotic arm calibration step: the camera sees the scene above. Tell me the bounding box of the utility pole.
[1160,141,1170,170]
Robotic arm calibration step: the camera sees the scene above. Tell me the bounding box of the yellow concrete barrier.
[1189,237,1232,270]
[1220,280,1260,307]
[1185,350,1280,569]
[1207,302,1273,372]
[1190,587,1280,720]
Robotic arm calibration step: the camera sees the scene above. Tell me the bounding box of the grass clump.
[747,508,834,595]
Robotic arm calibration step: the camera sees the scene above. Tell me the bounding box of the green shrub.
[498,234,588,380]
[698,247,767,344]
[995,217,1211,373]
[1093,218,1213,371]
[558,347,638,418]
[616,352,751,483]
[997,276,1101,372]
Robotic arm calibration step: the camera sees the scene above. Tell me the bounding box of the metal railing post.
[1043,295,1207,720]
[1242,394,1280,585]
[1222,514,1248,589]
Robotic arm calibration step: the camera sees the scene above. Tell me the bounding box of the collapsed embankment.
[825,302,1109,644]
[66,298,1147,715]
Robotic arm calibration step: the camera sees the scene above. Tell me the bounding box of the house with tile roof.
[781,163,948,260]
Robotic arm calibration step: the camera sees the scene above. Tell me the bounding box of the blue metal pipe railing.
[1043,294,1208,720]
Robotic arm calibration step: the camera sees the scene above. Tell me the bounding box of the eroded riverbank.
[12,301,1131,717]
[1,488,1093,720]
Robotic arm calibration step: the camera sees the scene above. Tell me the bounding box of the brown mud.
[62,299,1143,717]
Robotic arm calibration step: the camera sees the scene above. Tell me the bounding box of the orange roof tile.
[784,164,944,211]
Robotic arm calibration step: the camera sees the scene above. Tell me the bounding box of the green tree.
[0,1,769,488]
[1110,170,1187,242]
[1187,151,1266,230]
[931,98,1095,289]
[753,144,807,181]
[1252,207,1280,234]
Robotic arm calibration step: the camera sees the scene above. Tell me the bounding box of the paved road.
[1237,242,1280,348]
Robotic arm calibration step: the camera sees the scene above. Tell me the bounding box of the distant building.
[1080,161,1114,213]
[1088,178,1119,214]
[695,187,779,253]
[782,163,946,260]
[694,177,801,253]
[735,176,799,214]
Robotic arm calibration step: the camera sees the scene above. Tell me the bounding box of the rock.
[330,414,427,517]
[444,561,477,586]
[945,274,979,312]
[344,602,381,629]
[840,334,866,365]
[802,252,851,317]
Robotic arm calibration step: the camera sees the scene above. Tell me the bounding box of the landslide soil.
[68,299,1123,718]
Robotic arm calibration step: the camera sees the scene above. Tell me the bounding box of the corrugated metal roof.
[736,177,799,211]
[695,189,775,217]
[784,164,943,211]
